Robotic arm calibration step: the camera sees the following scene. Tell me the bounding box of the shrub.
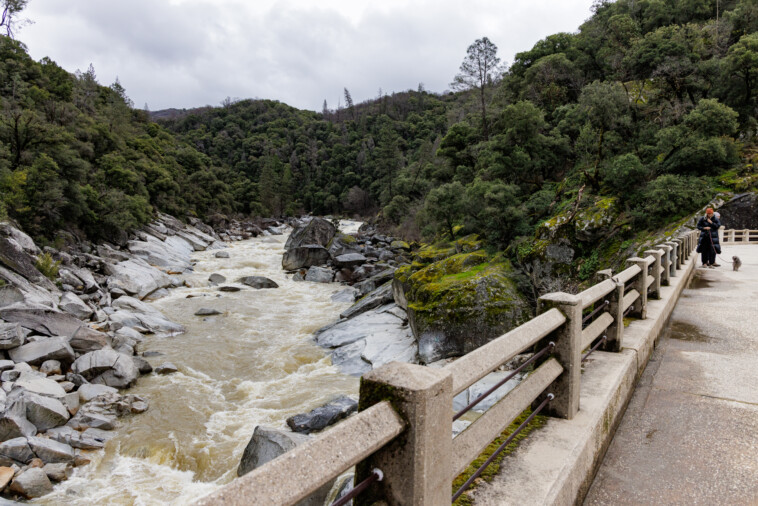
[35,252,61,280]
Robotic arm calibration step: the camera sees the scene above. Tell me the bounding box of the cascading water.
[39,222,362,505]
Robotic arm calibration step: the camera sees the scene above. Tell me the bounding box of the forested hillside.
[2,0,757,257]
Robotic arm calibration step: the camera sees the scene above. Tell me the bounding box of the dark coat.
[697,215,721,254]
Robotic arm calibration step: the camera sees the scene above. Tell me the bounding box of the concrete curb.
[469,253,698,506]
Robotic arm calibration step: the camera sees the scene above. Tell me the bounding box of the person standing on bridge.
[697,208,721,268]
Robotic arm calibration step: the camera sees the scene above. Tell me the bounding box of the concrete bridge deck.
[585,244,758,505]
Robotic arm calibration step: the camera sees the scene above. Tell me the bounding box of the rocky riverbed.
[0,214,532,503]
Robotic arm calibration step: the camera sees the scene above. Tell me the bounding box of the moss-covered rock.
[574,197,620,242]
[396,249,530,363]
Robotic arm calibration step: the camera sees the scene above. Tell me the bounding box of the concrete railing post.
[597,269,624,352]
[674,238,684,269]
[537,292,581,419]
[727,229,734,243]
[657,244,672,286]
[643,250,662,299]
[626,257,648,319]
[664,241,678,277]
[744,229,750,243]
[356,362,453,506]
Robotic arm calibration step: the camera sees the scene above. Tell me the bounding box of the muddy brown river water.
[39,223,361,505]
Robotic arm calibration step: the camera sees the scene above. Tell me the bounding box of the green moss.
[394,264,412,283]
[452,409,547,505]
[341,234,357,244]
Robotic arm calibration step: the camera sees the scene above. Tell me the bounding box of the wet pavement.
[584,245,758,505]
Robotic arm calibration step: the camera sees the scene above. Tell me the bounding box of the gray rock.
[354,268,396,297]
[0,402,37,441]
[330,340,371,376]
[237,426,310,477]
[0,307,92,338]
[20,392,70,431]
[39,360,61,375]
[208,273,226,284]
[238,276,279,289]
[1,369,20,382]
[326,232,361,258]
[194,308,221,316]
[339,282,394,320]
[286,396,358,434]
[334,253,367,268]
[26,436,75,463]
[284,218,336,250]
[0,322,24,350]
[8,337,76,366]
[214,251,230,258]
[132,356,153,375]
[14,376,67,398]
[45,426,109,450]
[9,467,53,498]
[0,360,14,371]
[304,266,334,283]
[78,384,118,403]
[72,349,139,389]
[0,285,25,308]
[104,258,172,300]
[43,462,73,482]
[452,420,472,438]
[58,292,93,320]
[218,285,241,292]
[0,226,52,289]
[0,437,33,466]
[68,325,110,353]
[282,246,331,271]
[111,296,184,334]
[330,288,357,303]
[154,362,178,375]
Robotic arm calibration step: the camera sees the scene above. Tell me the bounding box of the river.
[39,222,362,505]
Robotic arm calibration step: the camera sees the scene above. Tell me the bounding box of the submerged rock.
[238,276,279,289]
[237,426,309,477]
[194,308,221,316]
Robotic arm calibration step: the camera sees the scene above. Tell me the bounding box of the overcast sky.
[19,0,596,112]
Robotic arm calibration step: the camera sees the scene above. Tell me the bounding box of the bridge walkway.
[585,244,758,505]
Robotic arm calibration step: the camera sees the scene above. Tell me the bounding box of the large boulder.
[45,426,111,450]
[282,246,330,271]
[286,396,358,434]
[333,253,367,268]
[110,296,185,334]
[104,258,172,300]
[284,218,336,250]
[316,304,417,375]
[72,349,139,389]
[395,249,531,363]
[8,337,76,366]
[0,307,109,351]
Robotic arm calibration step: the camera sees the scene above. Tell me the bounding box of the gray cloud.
[20,0,595,111]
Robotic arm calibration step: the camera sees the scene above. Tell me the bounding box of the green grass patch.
[452,408,547,505]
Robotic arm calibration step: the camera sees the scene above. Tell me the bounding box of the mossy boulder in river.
[394,246,531,363]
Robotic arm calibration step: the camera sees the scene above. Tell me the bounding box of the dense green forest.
[1,0,757,253]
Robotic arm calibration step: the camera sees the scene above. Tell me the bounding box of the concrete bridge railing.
[722,229,758,244]
[195,230,701,506]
